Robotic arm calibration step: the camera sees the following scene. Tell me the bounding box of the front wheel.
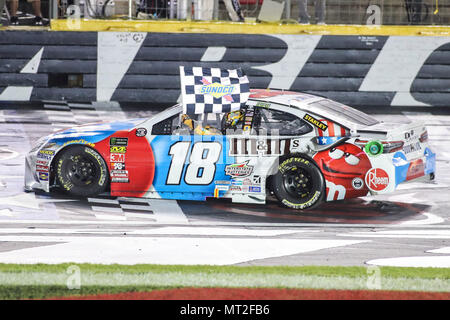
[55,145,109,197]
[272,155,325,210]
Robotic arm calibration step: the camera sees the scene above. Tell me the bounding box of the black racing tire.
[55,145,109,197]
[272,155,325,210]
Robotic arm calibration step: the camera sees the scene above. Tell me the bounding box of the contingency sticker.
[303,114,328,131]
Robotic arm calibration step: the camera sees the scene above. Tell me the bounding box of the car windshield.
[308,99,379,126]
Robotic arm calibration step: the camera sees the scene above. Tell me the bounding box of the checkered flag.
[180,66,250,114]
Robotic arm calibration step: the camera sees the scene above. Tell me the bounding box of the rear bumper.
[394,147,435,186]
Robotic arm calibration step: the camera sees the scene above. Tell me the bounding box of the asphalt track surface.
[0,102,449,268]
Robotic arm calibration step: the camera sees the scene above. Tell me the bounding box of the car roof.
[249,89,323,106]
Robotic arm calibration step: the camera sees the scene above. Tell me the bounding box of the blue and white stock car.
[25,89,436,210]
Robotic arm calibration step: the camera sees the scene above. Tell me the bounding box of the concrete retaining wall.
[0,30,449,107]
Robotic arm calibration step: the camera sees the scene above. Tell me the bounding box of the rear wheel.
[272,155,325,210]
[55,145,109,197]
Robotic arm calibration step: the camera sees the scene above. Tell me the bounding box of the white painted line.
[367,256,450,268]
[400,212,445,225]
[124,212,155,220]
[0,218,449,229]
[126,227,313,237]
[88,198,120,204]
[427,247,450,254]
[0,236,367,265]
[119,204,152,211]
[0,148,20,161]
[200,47,226,62]
[339,229,450,239]
[94,214,126,221]
[0,209,14,217]
[0,227,315,237]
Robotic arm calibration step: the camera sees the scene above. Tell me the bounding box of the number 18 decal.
[166,141,222,185]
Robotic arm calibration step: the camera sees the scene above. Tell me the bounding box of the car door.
[149,111,232,201]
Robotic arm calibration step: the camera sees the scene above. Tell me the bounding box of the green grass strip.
[0,263,448,299]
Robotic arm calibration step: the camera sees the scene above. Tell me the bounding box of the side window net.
[256,108,313,136]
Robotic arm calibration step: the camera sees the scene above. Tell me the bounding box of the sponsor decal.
[365,168,389,192]
[255,101,271,108]
[215,185,230,191]
[225,161,254,178]
[229,185,242,192]
[111,170,129,183]
[229,138,291,156]
[406,159,425,181]
[136,128,147,137]
[243,178,252,186]
[62,139,95,148]
[110,153,125,163]
[252,175,262,185]
[404,130,415,141]
[110,137,128,146]
[38,172,49,181]
[314,143,372,200]
[231,179,243,186]
[111,170,128,177]
[37,153,52,161]
[39,149,55,155]
[249,186,261,193]
[351,177,364,190]
[303,114,328,131]
[199,78,235,101]
[36,165,49,172]
[110,146,127,153]
[215,180,231,185]
[325,181,346,201]
[36,160,49,166]
[403,141,421,154]
[111,162,126,170]
[281,190,321,210]
[84,147,106,186]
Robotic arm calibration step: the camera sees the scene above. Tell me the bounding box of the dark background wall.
[0,31,449,108]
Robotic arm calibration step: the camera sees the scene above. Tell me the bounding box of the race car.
[25,89,436,210]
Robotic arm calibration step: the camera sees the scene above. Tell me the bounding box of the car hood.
[48,118,146,144]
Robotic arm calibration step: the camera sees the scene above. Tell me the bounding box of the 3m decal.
[303,114,328,131]
[110,153,125,163]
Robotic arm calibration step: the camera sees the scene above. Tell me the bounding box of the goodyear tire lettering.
[272,155,325,210]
